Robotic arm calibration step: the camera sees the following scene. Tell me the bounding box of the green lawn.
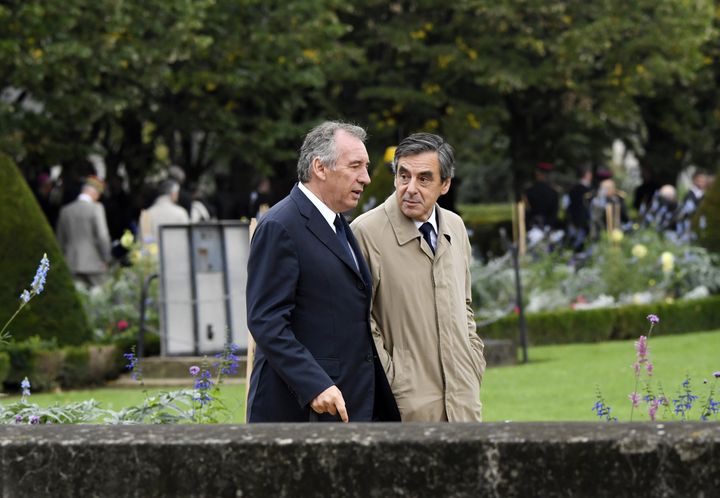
[3,329,719,423]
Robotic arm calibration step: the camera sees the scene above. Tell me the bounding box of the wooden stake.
[244,218,257,419]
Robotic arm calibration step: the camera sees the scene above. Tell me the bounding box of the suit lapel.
[291,185,363,278]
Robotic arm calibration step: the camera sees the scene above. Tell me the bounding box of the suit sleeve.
[246,219,334,408]
[464,231,486,386]
[94,204,112,263]
[351,221,395,385]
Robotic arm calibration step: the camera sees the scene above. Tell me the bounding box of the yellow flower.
[661,251,674,273]
[648,279,656,287]
[120,229,135,249]
[610,229,623,243]
[664,297,675,304]
[631,244,647,259]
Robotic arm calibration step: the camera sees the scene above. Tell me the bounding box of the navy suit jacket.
[246,184,400,422]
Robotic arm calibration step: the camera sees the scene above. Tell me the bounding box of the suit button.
[365,354,373,363]
[356,281,365,290]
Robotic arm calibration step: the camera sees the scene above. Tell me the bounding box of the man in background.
[56,175,112,289]
[351,132,485,422]
[139,179,190,245]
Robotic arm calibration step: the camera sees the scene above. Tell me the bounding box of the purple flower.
[14,415,23,424]
[646,314,660,324]
[29,415,40,425]
[189,365,200,376]
[714,372,720,378]
[629,392,640,407]
[635,336,648,358]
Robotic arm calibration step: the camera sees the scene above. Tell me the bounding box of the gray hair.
[392,133,455,181]
[158,179,180,196]
[297,121,367,183]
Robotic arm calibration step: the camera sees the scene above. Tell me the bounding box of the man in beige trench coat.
[351,133,486,422]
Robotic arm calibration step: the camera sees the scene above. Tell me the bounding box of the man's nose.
[359,166,371,185]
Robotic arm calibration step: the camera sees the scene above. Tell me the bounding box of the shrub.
[1,336,59,391]
[479,295,720,346]
[0,351,9,385]
[697,168,720,253]
[59,345,92,388]
[0,154,91,345]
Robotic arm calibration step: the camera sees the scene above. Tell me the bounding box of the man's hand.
[310,385,349,423]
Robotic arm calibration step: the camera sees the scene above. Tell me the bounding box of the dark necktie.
[419,222,435,254]
[334,214,358,268]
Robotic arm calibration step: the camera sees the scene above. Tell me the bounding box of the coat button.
[356,281,365,290]
[365,354,373,363]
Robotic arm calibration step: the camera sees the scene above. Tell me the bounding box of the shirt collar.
[412,206,437,233]
[78,193,94,203]
[298,182,338,231]
[690,185,704,200]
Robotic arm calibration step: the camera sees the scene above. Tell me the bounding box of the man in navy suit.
[246,121,400,423]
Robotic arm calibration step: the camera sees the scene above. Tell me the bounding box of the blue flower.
[19,290,30,303]
[21,377,31,397]
[30,254,50,295]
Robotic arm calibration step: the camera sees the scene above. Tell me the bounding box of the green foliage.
[1,0,715,202]
[0,351,9,386]
[1,335,59,389]
[0,154,91,345]
[697,170,720,254]
[59,345,91,388]
[480,295,720,345]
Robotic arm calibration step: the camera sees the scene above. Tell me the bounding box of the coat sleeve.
[464,230,486,386]
[246,219,334,408]
[351,221,395,385]
[94,203,112,263]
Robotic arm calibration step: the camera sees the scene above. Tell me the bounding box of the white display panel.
[158,222,250,355]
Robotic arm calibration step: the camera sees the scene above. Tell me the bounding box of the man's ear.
[311,158,326,181]
[440,178,452,196]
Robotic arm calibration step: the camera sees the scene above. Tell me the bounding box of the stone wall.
[0,422,718,497]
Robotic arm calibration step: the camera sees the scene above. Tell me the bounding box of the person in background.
[675,169,708,241]
[168,165,193,217]
[245,120,400,423]
[351,132,485,422]
[565,166,593,252]
[55,175,112,289]
[139,179,190,245]
[523,162,559,230]
[633,164,660,214]
[248,176,273,219]
[589,178,629,239]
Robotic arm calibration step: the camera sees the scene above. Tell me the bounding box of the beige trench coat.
[351,195,486,421]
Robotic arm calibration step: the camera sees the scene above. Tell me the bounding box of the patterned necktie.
[419,222,435,254]
[334,214,358,268]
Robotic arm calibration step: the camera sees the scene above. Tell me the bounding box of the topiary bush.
[0,154,91,345]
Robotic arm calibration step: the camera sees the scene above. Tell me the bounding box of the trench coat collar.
[383,193,452,258]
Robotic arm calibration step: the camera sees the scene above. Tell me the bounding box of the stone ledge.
[0,422,718,497]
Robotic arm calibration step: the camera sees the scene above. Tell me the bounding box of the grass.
[482,329,720,422]
[3,329,719,423]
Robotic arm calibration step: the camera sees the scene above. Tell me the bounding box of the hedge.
[0,154,91,345]
[479,295,720,345]
[1,340,123,393]
[0,352,9,386]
